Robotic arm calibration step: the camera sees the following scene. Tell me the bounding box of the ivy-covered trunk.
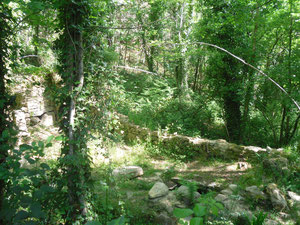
[57,0,89,223]
[0,2,14,221]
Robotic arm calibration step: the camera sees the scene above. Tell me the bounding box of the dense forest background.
[0,0,299,224]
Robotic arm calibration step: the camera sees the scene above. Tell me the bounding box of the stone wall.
[12,76,57,138]
[116,114,282,160]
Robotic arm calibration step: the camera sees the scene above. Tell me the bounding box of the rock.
[112,166,143,179]
[30,116,40,126]
[228,184,238,192]
[149,182,169,199]
[244,146,266,153]
[154,213,176,225]
[41,112,55,126]
[207,182,222,191]
[215,194,228,202]
[150,192,178,214]
[27,97,45,117]
[225,162,251,171]
[176,185,201,204]
[245,186,266,199]
[266,183,287,210]
[165,180,178,190]
[14,110,28,136]
[221,189,233,196]
[264,219,280,225]
[263,157,288,175]
[287,191,300,202]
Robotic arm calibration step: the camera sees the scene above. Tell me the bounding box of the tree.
[55,0,90,222]
[198,0,253,143]
[0,2,15,222]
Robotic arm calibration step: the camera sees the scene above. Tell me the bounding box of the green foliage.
[0,136,69,224]
[112,71,225,139]
[174,192,224,224]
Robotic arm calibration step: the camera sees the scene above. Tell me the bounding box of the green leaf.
[45,143,52,148]
[85,221,102,225]
[15,210,29,220]
[55,135,64,141]
[107,216,125,225]
[215,202,224,210]
[211,205,219,216]
[193,204,206,217]
[190,217,204,225]
[26,157,36,164]
[40,184,55,193]
[38,141,44,148]
[30,202,45,218]
[20,144,33,151]
[40,163,50,170]
[173,208,194,218]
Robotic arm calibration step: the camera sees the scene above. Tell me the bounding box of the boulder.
[228,184,238,192]
[221,189,233,196]
[150,191,178,214]
[266,183,287,210]
[263,157,288,175]
[154,213,176,225]
[215,194,228,202]
[287,191,300,202]
[112,166,143,179]
[245,185,266,199]
[149,182,169,199]
[176,185,201,205]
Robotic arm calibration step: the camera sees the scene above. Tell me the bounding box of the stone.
[264,219,280,225]
[41,112,55,126]
[154,213,176,225]
[149,182,169,199]
[221,189,233,196]
[27,97,45,117]
[207,182,222,191]
[150,192,178,214]
[225,162,251,171]
[112,166,143,179]
[245,186,266,199]
[30,116,40,126]
[287,191,300,202]
[266,183,287,210]
[263,157,288,175]
[14,110,29,136]
[228,184,238,192]
[245,146,266,153]
[176,185,201,204]
[215,194,228,202]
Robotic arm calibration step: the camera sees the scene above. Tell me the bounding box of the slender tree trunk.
[242,6,259,140]
[0,4,10,222]
[58,1,88,222]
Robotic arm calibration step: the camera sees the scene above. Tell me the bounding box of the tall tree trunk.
[58,0,88,222]
[223,56,242,143]
[173,2,189,100]
[242,6,259,140]
[0,3,13,223]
